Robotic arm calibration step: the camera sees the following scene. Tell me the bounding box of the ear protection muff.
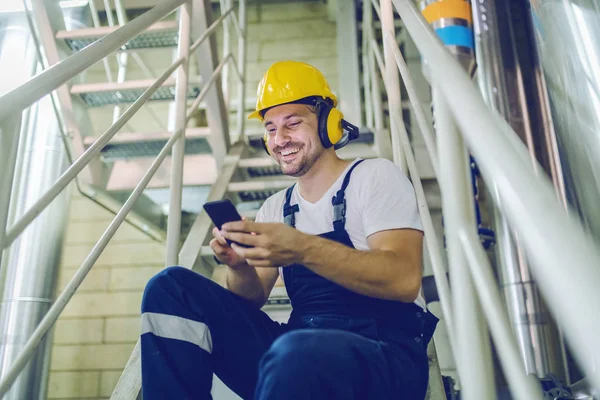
[315,99,344,149]
[261,97,360,155]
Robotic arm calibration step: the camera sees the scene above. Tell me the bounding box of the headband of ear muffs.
[262,97,357,155]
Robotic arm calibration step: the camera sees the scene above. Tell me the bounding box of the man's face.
[263,103,324,177]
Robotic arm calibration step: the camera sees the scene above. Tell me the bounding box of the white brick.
[259,38,337,62]
[65,220,152,244]
[246,57,338,82]
[62,292,142,318]
[109,265,163,291]
[104,317,140,343]
[61,242,164,268]
[247,19,335,42]
[68,198,116,222]
[47,371,100,398]
[250,2,328,22]
[51,344,134,370]
[100,371,123,398]
[58,267,110,292]
[54,319,104,344]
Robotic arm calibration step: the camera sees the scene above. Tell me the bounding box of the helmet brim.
[247,110,262,120]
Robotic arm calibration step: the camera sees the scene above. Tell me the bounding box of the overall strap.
[332,159,365,232]
[283,184,299,228]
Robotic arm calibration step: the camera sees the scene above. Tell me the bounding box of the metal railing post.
[362,2,374,130]
[459,228,544,399]
[219,0,231,105]
[379,0,405,169]
[166,1,192,266]
[433,86,497,399]
[236,0,247,141]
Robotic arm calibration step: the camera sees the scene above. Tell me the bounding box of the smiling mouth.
[279,147,300,156]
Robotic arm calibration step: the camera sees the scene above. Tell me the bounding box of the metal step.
[228,179,294,202]
[56,21,179,52]
[83,128,211,161]
[71,77,203,107]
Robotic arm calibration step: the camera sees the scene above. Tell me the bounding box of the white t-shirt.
[256,158,426,309]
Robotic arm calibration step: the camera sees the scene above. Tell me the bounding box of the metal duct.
[527,0,600,243]
[527,0,600,384]
[470,0,566,380]
[0,13,70,400]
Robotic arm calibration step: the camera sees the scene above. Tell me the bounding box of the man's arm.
[225,264,279,307]
[222,221,423,303]
[300,228,423,302]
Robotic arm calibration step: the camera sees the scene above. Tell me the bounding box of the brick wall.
[48,188,164,399]
[48,2,337,398]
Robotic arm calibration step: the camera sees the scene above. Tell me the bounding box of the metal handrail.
[3,58,183,249]
[393,0,600,391]
[2,4,238,250]
[385,34,439,178]
[0,0,246,395]
[387,104,455,352]
[0,50,240,400]
[366,0,600,396]
[0,0,185,121]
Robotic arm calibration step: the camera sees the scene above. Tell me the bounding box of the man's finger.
[245,258,277,268]
[222,219,261,233]
[222,231,260,247]
[230,243,269,260]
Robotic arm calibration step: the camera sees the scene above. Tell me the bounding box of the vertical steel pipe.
[0,16,69,398]
[166,2,192,266]
[0,93,70,400]
[0,115,22,271]
[433,86,497,400]
[472,0,568,380]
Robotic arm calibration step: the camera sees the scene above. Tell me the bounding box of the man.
[140,61,438,399]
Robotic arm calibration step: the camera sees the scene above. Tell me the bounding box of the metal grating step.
[237,190,281,202]
[71,78,203,107]
[100,136,211,161]
[228,180,294,203]
[56,21,179,52]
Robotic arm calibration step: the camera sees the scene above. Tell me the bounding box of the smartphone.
[203,199,252,248]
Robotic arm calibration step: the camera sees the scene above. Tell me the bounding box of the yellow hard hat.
[248,60,338,120]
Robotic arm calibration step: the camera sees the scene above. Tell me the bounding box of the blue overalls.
[140,160,438,399]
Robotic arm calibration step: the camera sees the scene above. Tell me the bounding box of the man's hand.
[209,226,248,268]
[221,220,309,268]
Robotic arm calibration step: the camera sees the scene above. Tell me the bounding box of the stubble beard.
[277,142,324,178]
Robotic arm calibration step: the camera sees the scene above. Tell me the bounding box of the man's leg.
[141,266,284,400]
[255,329,429,400]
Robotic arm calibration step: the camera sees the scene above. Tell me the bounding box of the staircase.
[2,0,600,399]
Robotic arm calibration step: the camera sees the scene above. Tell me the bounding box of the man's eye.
[267,128,276,134]
[289,122,300,127]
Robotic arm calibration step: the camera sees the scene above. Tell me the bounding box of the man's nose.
[273,127,290,149]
